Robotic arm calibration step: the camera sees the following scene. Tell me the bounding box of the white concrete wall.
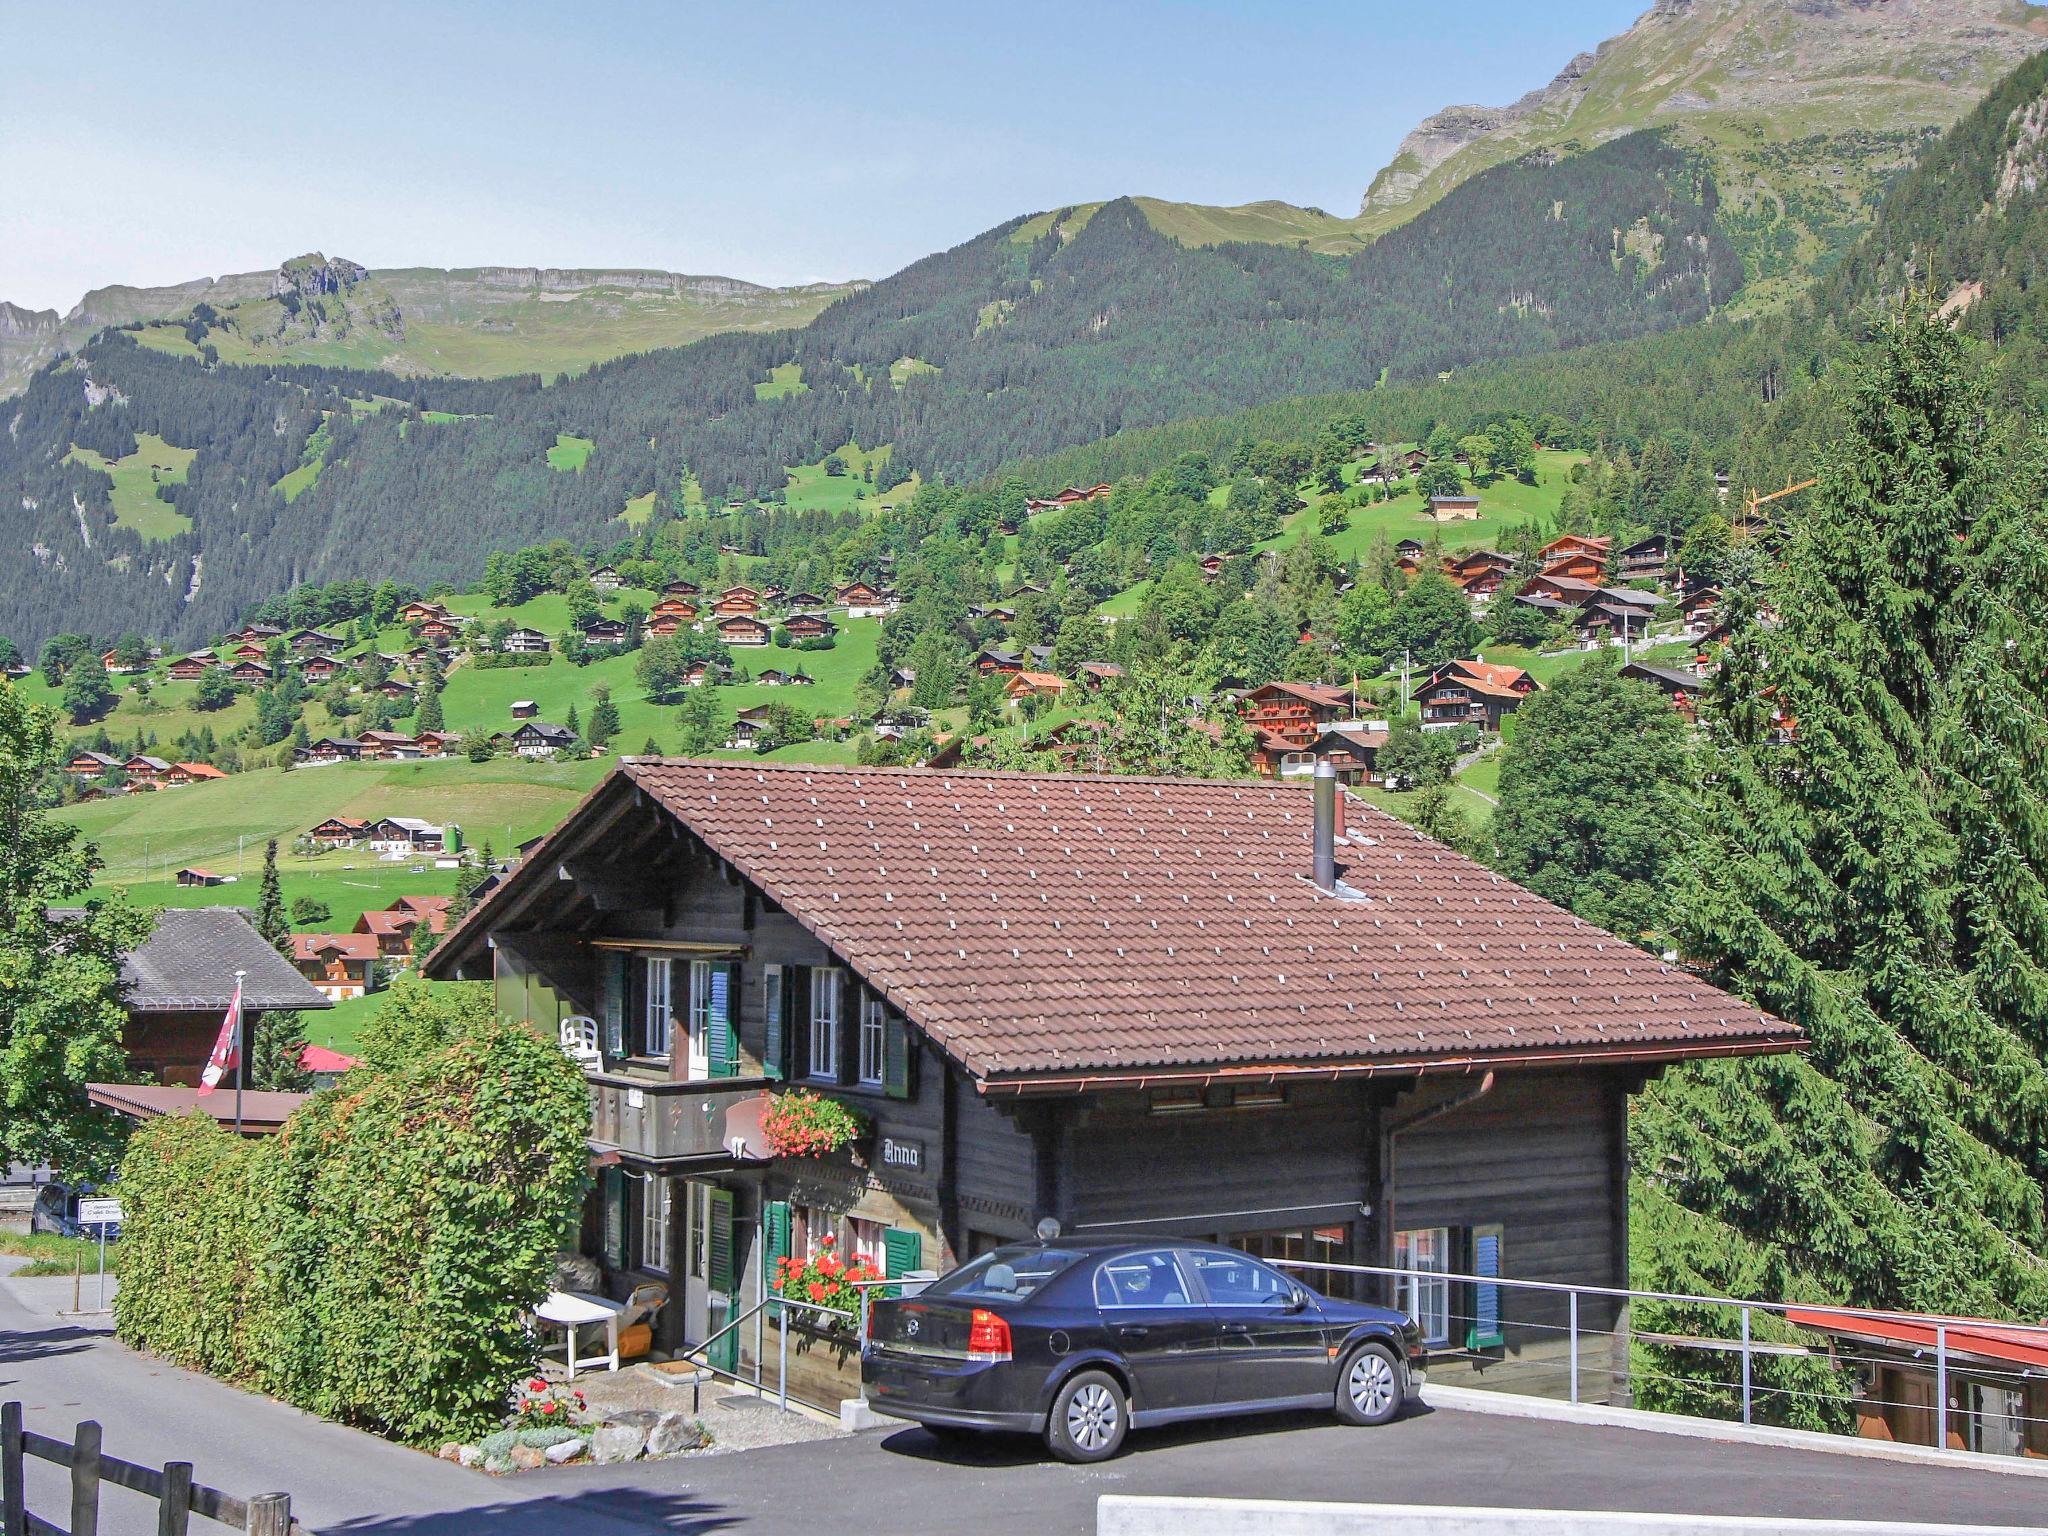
[1096,1499,2043,1536]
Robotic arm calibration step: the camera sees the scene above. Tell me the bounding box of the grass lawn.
[307,989,386,1054]
[62,431,198,540]
[888,357,938,387]
[1355,780,1499,833]
[1458,751,1502,804]
[619,491,657,526]
[780,443,917,516]
[0,1231,119,1277]
[1266,449,1589,564]
[547,433,595,472]
[755,363,807,400]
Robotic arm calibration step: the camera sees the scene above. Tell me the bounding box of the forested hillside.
[0,133,1736,649]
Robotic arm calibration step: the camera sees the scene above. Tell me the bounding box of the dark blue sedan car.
[862,1239,1425,1462]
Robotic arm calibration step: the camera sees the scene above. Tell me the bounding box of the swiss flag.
[197,977,243,1096]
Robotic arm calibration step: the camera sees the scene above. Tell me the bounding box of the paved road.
[5,1264,2044,1535]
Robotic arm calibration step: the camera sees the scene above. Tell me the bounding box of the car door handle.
[1116,1325,1151,1340]
[1221,1322,1251,1334]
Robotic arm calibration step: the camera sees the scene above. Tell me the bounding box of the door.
[682,1180,714,1344]
[686,960,713,1081]
[1091,1249,1215,1414]
[705,1186,737,1372]
[1184,1248,1335,1404]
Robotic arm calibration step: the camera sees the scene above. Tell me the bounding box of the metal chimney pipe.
[1313,759,1337,890]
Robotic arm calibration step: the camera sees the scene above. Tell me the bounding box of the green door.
[707,1187,736,1373]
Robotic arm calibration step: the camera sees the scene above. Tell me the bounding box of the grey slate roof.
[53,907,332,1012]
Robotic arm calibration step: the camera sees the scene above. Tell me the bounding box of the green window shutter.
[1466,1223,1505,1350]
[883,1227,922,1279]
[707,963,738,1078]
[707,1188,737,1372]
[765,1199,791,1275]
[883,1010,914,1100]
[602,1167,628,1271]
[600,951,626,1058]
[787,964,810,1080]
[762,966,785,1081]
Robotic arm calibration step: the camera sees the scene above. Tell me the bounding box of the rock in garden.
[455,1445,483,1468]
[436,1443,464,1462]
[544,1437,587,1464]
[647,1412,705,1456]
[607,1408,662,1430]
[589,1424,647,1464]
[483,1455,513,1475]
[508,1444,545,1470]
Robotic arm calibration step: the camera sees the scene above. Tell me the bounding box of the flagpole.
[233,969,246,1136]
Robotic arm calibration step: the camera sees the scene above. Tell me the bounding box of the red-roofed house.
[291,933,380,999]
[428,760,1798,1373]
[1005,670,1067,705]
[1785,1307,2048,1457]
[1415,659,1540,732]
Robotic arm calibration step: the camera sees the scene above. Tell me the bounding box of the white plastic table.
[536,1289,626,1376]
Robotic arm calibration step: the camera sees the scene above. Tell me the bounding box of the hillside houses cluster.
[61,751,230,793]
[305,815,455,857]
[290,893,454,999]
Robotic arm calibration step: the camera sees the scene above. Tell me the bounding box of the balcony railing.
[586,1070,773,1164]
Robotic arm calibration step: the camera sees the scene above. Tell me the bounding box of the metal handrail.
[1268,1258,2048,1450]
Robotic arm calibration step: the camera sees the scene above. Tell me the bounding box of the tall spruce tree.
[248,839,310,1091]
[1637,305,2048,1324]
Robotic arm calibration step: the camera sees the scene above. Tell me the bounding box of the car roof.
[979,1237,1242,1258]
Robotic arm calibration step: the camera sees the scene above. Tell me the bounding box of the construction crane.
[1739,477,1817,538]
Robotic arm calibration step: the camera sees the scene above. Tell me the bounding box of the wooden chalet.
[291,933,380,1000]
[398,600,449,625]
[292,629,342,654]
[1681,588,1722,635]
[1617,536,1669,583]
[717,615,772,648]
[1620,661,1706,724]
[228,641,269,663]
[123,755,173,783]
[589,565,623,592]
[355,894,454,961]
[1198,554,1228,581]
[417,617,463,645]
[645,614,685,638]
[159,762,227,787]
[713,586,763,617]
[1396,539,1426,559]
[781,612,837,642]
[785,591,828,611]
[836,581,893,618]
[376,678,416,703]
[510,700,539,719]
[415,730,460,757]
[684,660,726,687]
[501,720,576,757]
[226,624,284,645]
[1539,552,1607,585]
[664,579,701,599]
[174,867,229,887]
[651,597,699,623]
[427,761,1800,1388]
[1426,495,1482,523]
[1538,534,1610,564]
[757,669,813,688]
[1005,671,1067,705]
[226,659,271,685]
[726,705,773,750]
[1077,661,1124,690]
[1311,725,1391,785]
[583,619,630,647]
[64,750,123,778]
[298,736,366,763]
[504,627,551,654]
[299,653,346,681]
[1518,573,1601,605]
[1415,659,1539,733]
[357,729,421,759]
[367,816,444,853]
[167,651,217,681]
[307,816,369,847]
[1238,681,1356,753]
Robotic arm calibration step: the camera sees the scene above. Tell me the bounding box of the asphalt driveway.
[4,1262,2043,1535]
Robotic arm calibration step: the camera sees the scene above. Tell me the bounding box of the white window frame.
[643,956,673,1058]
[809,968,842,1081]
[849,1217,886,1270]
[857,992,886,1087]
[794,1203,832,1261]
[640,1173,672,1274]
[1395,1226,1452,1345]
[686,958,714,1081]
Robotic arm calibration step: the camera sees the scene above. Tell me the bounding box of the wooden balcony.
[586,1070,774,1167]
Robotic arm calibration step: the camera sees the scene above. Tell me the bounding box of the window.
[639,1173,672,1273]
[1093,1250,1197,1308]
[686,1182,709,1282]
[642,956,673,1057]
[924,1247,1088,1303]
[808,968,842,1080]
[1395,1227,1451,1345]
[794,1203,833,1261]
[849,1217,886,1269]
[857,992,886,1087]
[1185,1249,1294,1306]
[687,959,717,1079]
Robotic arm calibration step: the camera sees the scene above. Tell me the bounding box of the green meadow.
[62,432,198,540]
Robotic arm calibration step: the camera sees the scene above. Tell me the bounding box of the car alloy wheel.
[1066,1381,1121,1452]
[1347,1346,1397,1419]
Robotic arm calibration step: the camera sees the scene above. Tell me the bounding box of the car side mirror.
[1282,1289,1309,1313]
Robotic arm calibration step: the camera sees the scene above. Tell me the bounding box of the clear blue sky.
[2,0,1647,312]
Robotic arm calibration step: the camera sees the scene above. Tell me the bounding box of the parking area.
[5,1263,2044,1536]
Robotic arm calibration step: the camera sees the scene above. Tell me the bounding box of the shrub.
[114,984,589,1444]
[759,1088,865,1158]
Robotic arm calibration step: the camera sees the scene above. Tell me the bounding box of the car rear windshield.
[921,1247,1087,1303]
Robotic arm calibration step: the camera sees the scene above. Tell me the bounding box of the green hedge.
[115,981,589,1443]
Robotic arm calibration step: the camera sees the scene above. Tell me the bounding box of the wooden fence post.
[157,1462,193,1536]
[243,1492,290,1536]
[3,1402,26,1536]
[70,1420,102,1536]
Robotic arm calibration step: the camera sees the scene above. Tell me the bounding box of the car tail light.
[967,1308,1012,1363]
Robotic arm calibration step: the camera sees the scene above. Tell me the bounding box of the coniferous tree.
[254,840,289,954]
[1639,304,2048,1331]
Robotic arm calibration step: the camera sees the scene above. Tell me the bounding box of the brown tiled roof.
[438,762,1798,1088]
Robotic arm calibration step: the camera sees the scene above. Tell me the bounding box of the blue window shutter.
[1466,1223,1505,1350]
[762,967,785,1081]
[707,964,737,1078]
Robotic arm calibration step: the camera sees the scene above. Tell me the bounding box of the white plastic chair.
[559,1015,601,1066]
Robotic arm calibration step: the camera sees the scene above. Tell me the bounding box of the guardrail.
[669,1278,905,1417]
[1,1403,306,1536]
[1269,1259,2048,1457]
